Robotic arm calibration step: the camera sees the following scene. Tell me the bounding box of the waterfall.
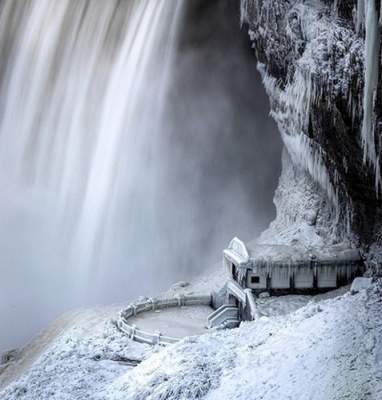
[0,0,282,352]
[0,0,183,281]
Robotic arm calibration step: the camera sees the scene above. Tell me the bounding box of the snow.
[0,261,380,400]
[167,263,226,296]
[104,280,382,400]
[257,150,355,250]
[0,306,151,400]
[351,277,373,293]
[0,306,126,391]
[246,242,360,265]
[255,294,311,317]
[253,288,352,317]
[126,305,212,338]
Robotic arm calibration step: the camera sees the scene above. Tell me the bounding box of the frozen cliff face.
[258,150,348,250]
[241,0,382,257]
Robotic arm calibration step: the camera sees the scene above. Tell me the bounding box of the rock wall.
[242,0,382,263]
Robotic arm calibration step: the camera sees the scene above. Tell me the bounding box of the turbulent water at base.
[0,0,282,351]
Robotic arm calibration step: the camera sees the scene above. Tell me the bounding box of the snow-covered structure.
[220,237,364,322]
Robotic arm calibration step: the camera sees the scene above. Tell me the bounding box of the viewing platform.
[117,237,365,344]
[117,294,213,346]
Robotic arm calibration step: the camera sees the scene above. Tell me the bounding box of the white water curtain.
[0,0,183,282]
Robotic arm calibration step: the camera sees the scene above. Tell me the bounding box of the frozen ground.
[105,281,382,400]
[0,277,381,400]
[127,305,213,338]
[0,304,152,399]
[0,306,124,391]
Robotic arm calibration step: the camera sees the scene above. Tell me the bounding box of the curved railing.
[117,293,212,346]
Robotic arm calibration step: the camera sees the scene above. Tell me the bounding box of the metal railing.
[117,293,212,346]
[207,304,239,328]
[244,288,261,320]
[227,279,247,304]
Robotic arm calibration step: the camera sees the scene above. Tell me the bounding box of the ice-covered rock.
[350,277,373,294]
[241,0,382,260]
[171,281,190,290]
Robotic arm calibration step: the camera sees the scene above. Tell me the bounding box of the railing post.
[147,297,154,311]
[153,331,161,345]
[130,324,137,340]
[176,293,184,307]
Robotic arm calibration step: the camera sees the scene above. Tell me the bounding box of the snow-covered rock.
[0,307,151,399]
[242,0,382,261]
[350,277,373,294]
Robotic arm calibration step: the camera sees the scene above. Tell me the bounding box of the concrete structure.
[119,238,365,340]
[212,237,364,324]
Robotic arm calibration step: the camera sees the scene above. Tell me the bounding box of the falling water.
[0,1,182,272]
[0,0,184,350]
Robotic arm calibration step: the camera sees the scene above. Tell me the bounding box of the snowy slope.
[0,306,151,399]
[104,281,382,400]
[1,280,381,400]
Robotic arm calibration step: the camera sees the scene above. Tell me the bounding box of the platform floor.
[128,305,213,338]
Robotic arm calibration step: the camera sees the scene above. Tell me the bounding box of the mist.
[0,0,281,353]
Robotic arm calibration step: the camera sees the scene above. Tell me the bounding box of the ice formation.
[240,0,249,27]
[357,0,365,34]
[258,63,338,213]
[361,0,381,191]
[257,149,353,251]
[241,0,382,246]
[248,1,358,212]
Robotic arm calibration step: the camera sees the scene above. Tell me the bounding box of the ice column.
[357,0,365,33]
[361,0,380,190]
[240,0,249,27]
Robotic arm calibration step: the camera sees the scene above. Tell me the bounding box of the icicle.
[346,203,352,238]
[333,0,339,18]
[376,155,382,196]
[361,0,380,191]
[281,132,339,208]
[258,62,340,207]
[357,0,365,34]
[240,0,249,27]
